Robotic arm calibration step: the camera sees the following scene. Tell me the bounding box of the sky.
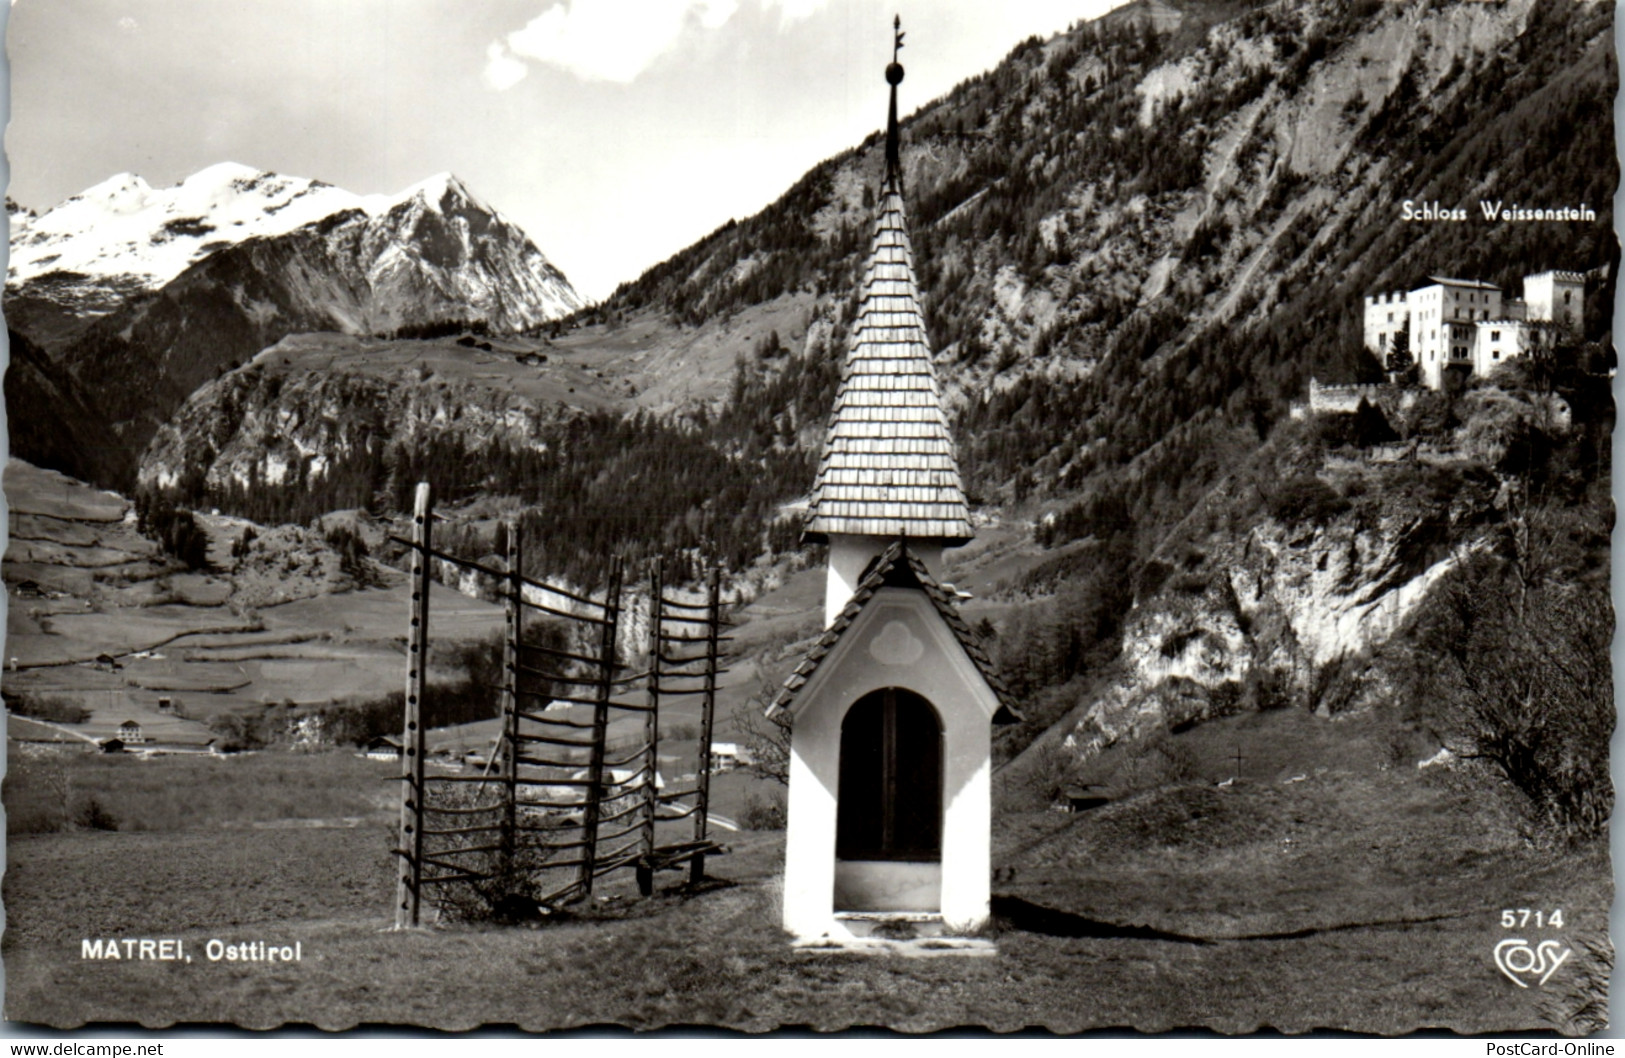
[5,0,1129,302]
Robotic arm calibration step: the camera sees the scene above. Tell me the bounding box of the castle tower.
[772,20,1017,944]
[1523,270,1586,336]
[802,22,972,629]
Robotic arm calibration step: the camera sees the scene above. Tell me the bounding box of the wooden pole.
[577,557,622,897]
[637,557,663,896]
[394,482,432,929]
[500,519,522,870]
[691,565,721,884]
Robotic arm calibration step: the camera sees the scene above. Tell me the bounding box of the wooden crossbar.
[420,800,505,816]
[658,612,720,627]
[596,799,652,828]
[517,596,611,626]
[420,822,508,837]
[517,642,608,668]
[603,743,653,769]
[512,797,586,811]
[657,631,736,644]
[513,754,587,771]
[513,710,596,729]
[418,872,491,887]
[654,595,714,613]
[512,731,596,750]
[516,574,607,612]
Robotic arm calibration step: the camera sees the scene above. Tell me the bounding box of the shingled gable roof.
[769,541,1020,724]
[801,165,973,546]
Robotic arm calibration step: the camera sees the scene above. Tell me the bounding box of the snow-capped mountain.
[5,164,585,488]
[6,163,581,345]
[9,163,372,292]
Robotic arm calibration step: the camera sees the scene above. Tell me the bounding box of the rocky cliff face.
[1052,417,1512,766]
[138,338,567,500]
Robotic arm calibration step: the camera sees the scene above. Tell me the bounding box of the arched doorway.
[834,687,943,911]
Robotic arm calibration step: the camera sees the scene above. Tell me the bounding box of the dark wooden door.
[836,687,942,861]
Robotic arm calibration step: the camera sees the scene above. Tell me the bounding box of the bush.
[1265,475,1349,526]
[738,793,787,830]
[421,784,568,924]
[313,693,406,747]
[1414,557,1613,841]
[74,795,120,831]
[1116,728,1201,790]
[207,710,277,753]
[8,693,91,725]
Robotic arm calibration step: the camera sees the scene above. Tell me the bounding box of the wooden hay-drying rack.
[390,483,730,928]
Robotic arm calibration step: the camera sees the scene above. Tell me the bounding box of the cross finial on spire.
[885,15,905,184]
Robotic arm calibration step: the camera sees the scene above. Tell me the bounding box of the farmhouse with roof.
[1363,270,1584,390]
[769,24,1018,942]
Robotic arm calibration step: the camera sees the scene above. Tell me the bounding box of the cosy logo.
[1493,938,1571,988]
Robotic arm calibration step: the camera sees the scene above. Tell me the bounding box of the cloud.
[484,0,826,88]
[762,0,824,25]
[482,42,530,91]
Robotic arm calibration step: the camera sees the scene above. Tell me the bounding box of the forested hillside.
[121,0,1615,604]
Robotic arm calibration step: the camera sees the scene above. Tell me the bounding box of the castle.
[1363,271,1584,390]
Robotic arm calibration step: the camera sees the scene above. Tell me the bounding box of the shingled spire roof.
[802,24,973,547]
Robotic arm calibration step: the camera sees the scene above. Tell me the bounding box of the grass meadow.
[1,716,1610,1034]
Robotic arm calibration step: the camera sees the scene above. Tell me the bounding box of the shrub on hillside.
[75,796,120,831]
[1413,555,1612,841]
[1264,475,1349,526]
[8,693,91,725]
[1116,728,1201,790]
[207,709,282,753]
[421,783,564,924]
[739,793,787,830]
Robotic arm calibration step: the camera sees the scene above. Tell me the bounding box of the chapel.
[769,21,1018,940]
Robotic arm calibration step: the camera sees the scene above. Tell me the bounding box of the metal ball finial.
[886,62,904,85]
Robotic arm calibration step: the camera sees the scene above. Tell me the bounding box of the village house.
[117,719,143,743]
[1363,270,1584,390]
[362,735,403,761]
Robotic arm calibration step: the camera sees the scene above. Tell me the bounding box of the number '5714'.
[1501,909,1563,929]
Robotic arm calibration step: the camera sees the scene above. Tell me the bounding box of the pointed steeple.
[803,19,973,548]
[884,15,905,187]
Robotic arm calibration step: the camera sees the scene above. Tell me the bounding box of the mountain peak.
[376,171,487,215]
[180,161,266,189]
[70,171,153,208]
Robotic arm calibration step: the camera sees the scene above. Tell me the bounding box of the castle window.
[1564,291,1572,304]
[1491,331,1501,341]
